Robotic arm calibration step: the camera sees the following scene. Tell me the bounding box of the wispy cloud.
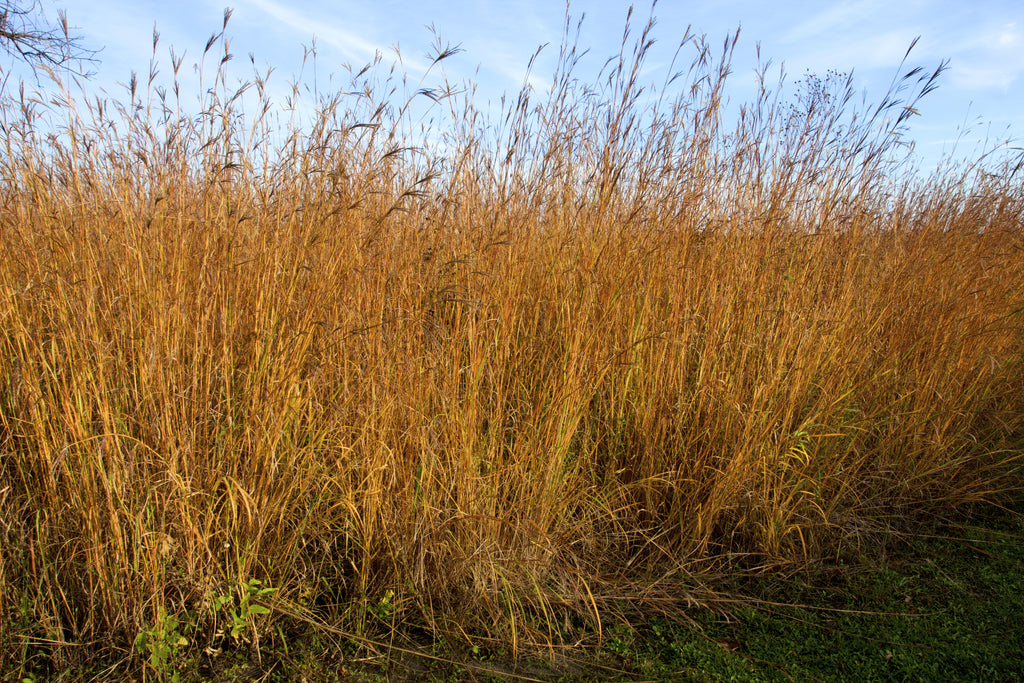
[773,0,936,75]
[780,0,891,46]
[790,31,921,73]
[945,21,1023,90]
[239,0,432,75]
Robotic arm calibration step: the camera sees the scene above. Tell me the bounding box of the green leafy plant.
[211,579,277,644]
[134,607,188,683]
[368,588,396,622]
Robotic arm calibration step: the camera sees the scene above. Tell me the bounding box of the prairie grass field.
[1,10,1023,680]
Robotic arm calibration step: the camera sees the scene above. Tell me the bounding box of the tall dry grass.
[1,8,1022,673]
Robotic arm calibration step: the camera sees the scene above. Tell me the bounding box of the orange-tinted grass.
[1,8,1022,673]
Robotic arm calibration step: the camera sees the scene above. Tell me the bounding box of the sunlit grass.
[1,8,1022,677]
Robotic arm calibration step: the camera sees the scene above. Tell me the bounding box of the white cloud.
[780,0,890,45]
[791,31,921,73]
[239,0,432,75]
[950,65,1019,90]
[946,21,1023,91]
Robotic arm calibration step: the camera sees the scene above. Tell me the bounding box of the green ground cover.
[595,500,1024,682]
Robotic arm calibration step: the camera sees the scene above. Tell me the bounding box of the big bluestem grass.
[1,7,1022,672]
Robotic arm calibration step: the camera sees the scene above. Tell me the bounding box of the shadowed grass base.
[12,498,1021,682]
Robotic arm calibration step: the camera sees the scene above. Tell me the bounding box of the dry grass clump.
[1,8,1022,674]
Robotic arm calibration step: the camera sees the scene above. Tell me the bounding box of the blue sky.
[10,0,1024,171]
